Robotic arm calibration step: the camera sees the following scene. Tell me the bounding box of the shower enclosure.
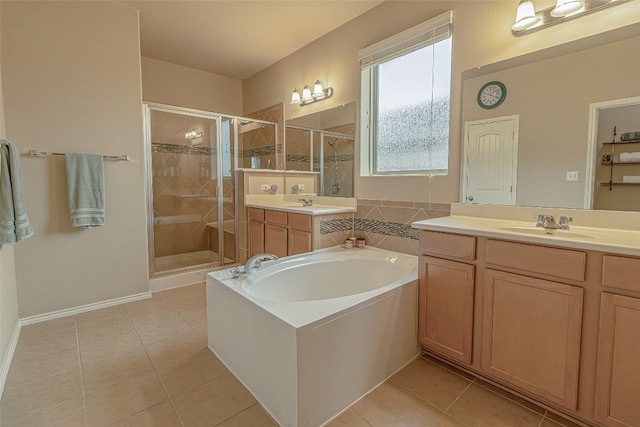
[144,103,277,276]
[285,125,354,197]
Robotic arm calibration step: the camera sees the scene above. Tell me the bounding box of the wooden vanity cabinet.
[418,231,476,365]
[482,269,583,410]
[594,293,640,427]
[249,208,313,258]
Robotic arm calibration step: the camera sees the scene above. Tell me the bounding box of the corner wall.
[1,2,149,317]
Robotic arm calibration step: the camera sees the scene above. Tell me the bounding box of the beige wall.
[1,2,149,317]
[141,57,243,116]
[243,0,640,204]
[0,0,20,388]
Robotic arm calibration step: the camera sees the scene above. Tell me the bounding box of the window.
[360,12,452,175]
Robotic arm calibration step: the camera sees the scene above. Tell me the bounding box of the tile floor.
[1,282,583,427]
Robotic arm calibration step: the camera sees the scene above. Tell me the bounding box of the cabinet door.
[265,224,288,258]
[419,256,474,364]
[482,270,583,410]
[248,220,264,257]
[594,293,640,427]
[288,228,312,256]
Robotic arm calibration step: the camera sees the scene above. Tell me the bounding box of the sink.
[499,226,595,239]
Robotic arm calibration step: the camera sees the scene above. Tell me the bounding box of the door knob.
[467,196,474,201]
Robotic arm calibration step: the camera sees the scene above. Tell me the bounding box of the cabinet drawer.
[288,213,312,231]
[265,209,287,226]
[248,208,265,222]
[419,230,476,260]
[602,255,640,292]
[485,239,586,282]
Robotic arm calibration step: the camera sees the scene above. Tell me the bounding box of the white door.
[463,116,518,205]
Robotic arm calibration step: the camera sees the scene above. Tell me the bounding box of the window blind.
[358,11,453,69]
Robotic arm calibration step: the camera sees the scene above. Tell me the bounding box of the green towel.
[0,140,34,243]
[65,153,105,227]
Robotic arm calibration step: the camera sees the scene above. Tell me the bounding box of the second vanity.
[412,204,640,427]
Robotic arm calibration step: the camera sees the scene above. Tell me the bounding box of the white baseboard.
[150,267,212,292]
[19,291,152,326]
[0,320,21,401]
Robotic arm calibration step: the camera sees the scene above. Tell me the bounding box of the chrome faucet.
[243,253,278,275]
[298,198,313,207]
[557,216,573,230]
[534,214,557,229]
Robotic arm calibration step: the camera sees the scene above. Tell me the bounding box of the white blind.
[358,11,453,69]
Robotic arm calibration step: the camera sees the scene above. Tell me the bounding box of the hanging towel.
[65,153,105,227]
[619,152,640,163]
[0,140,34,243]
[622,176,640,183]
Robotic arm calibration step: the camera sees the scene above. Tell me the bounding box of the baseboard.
[0,320,21,401]
[150,267,213,292]
[19,291,152,326]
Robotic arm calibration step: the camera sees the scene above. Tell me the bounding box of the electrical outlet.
[566,171,579,181]
[260,184,269,191]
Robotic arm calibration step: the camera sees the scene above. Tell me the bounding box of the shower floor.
[155,250,221,273]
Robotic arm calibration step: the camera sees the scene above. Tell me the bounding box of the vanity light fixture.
[511,0,629,36]
[290,80,333,106]
[185,130,203,139]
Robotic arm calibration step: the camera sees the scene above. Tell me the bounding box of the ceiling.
[122,1,384,80]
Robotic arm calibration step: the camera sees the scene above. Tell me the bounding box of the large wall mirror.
[284,102,356,197]
[461,23,640,211]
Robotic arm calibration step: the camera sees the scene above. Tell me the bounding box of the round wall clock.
[477,81,507,109]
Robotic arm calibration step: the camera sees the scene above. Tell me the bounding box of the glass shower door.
[147,106,222,274]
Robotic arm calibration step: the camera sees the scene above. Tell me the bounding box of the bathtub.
[206,246,420,427]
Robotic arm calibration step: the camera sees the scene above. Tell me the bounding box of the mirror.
[285,102,356,197]
[461,23,640,211]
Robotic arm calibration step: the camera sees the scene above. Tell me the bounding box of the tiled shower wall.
[243,103,284,170]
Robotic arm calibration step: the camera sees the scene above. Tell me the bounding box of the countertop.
[245,194,357,216]
[412,215,640,256]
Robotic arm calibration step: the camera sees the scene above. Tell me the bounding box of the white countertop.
[412,215,640,256]
[245,194,357,216]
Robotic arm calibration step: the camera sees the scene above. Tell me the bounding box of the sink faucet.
[298,198,313,207]
[534,214,557,230]
[557,216,573,230]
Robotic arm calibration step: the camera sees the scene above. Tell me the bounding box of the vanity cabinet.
[418,231,476,365]
[482,269,583,410]
[594,293,640,427]
[248,208,313,257]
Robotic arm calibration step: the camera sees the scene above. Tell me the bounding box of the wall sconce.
[511,0,629,36]
[185,130,203,139]
[290,80,333,106]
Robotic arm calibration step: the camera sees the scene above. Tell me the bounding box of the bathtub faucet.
[243,253,279,275]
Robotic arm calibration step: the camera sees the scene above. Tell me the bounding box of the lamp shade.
[301,85,313,102]
[312,80,326,99]
[512,0,540,31]
[551,0,584,16]
[291,89,301,104]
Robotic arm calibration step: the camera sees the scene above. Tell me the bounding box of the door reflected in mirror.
[285,102,355,197]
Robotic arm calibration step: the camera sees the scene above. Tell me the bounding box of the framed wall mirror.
[285,102,356,197]
[460,23,640,211]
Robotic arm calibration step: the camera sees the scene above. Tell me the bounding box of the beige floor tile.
[156,346,228,397]
[540,418,564,427]
[75,304,127,325]
[389,357,472,410]
[187,317,208,339]
[5,344,79,387]
[474,379,545,415]
[130,310,196,346]
[171,373,256,427]
[178,306,207,324]
[84,369,167,426]
[108,400,181,427]
[161,283,205,302]
[13,327,78,359]
[0,396,85,427]
[542,412,585,427]
[79,328,144,365]
[144,334,207,370]
[19,316,76,338]
[216,403,278,427]
[433,414,470,427]
[325,408,372,427]
[82,347,155,395]
[0,367,83,419]
[124,293,173,314]
[351,382,442,427]
[447,383,543,427]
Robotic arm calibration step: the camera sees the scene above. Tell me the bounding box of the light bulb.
[512,0,540,31]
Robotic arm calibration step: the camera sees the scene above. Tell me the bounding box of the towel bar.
[28,150,129,161]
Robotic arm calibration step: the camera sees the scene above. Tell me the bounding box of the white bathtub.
[206,246,420,427]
